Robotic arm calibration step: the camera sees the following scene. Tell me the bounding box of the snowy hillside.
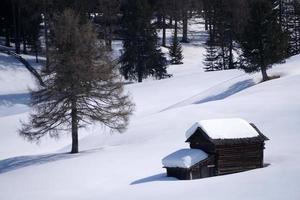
[1,34,300,200]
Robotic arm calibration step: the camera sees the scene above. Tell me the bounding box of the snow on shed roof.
[162,149,208,168]
[185,118,259,140]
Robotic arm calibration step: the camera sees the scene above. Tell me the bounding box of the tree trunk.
[157,14,162,26]
[16,2,21,54]
[279,0,282,27]
[23,35,27,54]
[12,1,21,54]
[43,0,49,70]
[107,25,113,51]
[204,8,208,31]
[229,42,234,69]
[35,43,39,63]
[174,17,178,40]
[137,69,143,83]
[221,46,226,70]
[44,18,49,68]
[5,21,11,47]
[71,98,79,154]
[209,9,214,41]
[104,27,108,47]
[181,9,188,43]
[228,30,234,69]
[261,66,269,81]
[162,15,166,47]
[137,59,143,83]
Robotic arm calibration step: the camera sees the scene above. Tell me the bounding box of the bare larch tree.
[20,9,134,153]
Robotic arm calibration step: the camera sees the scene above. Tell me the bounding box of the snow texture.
[1,19,300,200]
[186,118,260,140]
[162,149,208,168]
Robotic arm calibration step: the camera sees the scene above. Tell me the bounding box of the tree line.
[0,0,198,81]
[202,0,300,81]
[1,0,298,81]
[1,0,196,153]
[1,0,300,153]
[0,0,199,154]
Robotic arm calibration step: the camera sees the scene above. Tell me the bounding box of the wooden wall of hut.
[215,142,265,175]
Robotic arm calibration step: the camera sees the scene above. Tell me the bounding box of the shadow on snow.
[131,173,177,185]
[0,93,30,105]
[160,78,256,112]
[194,79,256,104]
[0,153,79,174]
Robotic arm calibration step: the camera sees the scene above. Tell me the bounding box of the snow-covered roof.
[162,149,208,168]
[185,118,259,140]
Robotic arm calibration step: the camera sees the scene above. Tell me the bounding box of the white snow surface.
[1,21,300,200]
[162,149,208,168]
[186,118,259,140]
[0,53,39,95]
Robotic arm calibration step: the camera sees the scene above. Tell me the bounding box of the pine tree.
[203,40,219,71]
[202,0,237,70]
[21,1,42,62]
[282,0,300,56]
[119,0,169,82]
[179,0,190,43]
[0,0,14,47]
[96,0,120,50]
[11,0,21,54]
[19,9,134,154]
[270,0,300,56]
[239,0,288,81]
[169,34,184,65]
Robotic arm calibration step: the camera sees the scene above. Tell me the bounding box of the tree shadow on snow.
[131,173,177,185]
[0,93,30,105]
[0,152,80,174]
[195,79,256,104]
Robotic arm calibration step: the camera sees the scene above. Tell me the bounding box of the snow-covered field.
[1,22,300,200]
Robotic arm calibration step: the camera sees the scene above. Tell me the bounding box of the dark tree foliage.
[202,0,238,71]
[0,0,41,56]
[203,0,255,72]
[169,34,184,65]
[19,10,134,153]
[20,1,42,60]
[119,0,169,82]
[0,0,14,47]
[94,0,121,50]
[278,0,300,56]
[151,0,195,45]
[151,0,170,47]
[203,40,219,71]
[180,0,190,43]
[239,0,288,81]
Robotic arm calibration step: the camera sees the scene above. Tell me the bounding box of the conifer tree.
[280,0,300,56]
[203,40,219,71]
[239,0,288,81]
[169,34,184,65]
[119,0,169,82]
[96,0,120,50]
[19,9,134,153]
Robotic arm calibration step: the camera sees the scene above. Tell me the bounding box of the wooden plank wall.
[216,142,265,175]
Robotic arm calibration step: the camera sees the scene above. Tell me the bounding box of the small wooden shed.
[162,149,216,180]
[162,118,269,180]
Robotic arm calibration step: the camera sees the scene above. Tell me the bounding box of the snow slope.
[1,25,300,199]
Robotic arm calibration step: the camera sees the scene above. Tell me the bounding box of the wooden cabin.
[162,149,216,180]
[162,118,269,180]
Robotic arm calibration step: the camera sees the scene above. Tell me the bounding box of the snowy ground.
[1,21,300,200]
